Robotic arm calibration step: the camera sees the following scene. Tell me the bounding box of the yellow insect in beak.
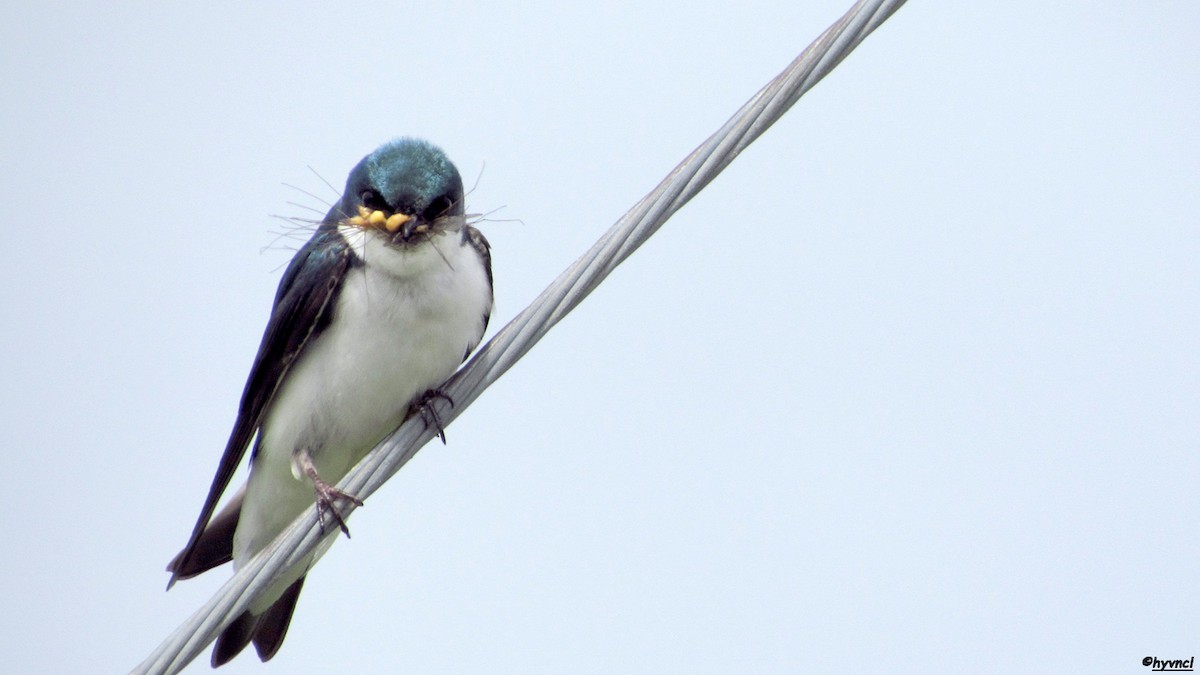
[347,205,412,233]
[384,213,411,232]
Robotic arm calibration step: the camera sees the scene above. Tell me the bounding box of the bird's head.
[331,138,465,247]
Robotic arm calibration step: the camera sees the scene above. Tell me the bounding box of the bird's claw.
[411,389,454,444]
[300,456,364,537]
[312,477,363,537]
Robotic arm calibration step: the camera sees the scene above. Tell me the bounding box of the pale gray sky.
[2,2,1197,673]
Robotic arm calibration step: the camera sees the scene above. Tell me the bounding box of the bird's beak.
[398,215,430,240]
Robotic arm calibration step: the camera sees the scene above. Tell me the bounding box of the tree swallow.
[166,138,493,667]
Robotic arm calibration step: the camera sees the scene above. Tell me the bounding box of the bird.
[165,138,493,667]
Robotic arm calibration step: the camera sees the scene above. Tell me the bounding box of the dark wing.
[167,226,355,585]
[463,225,493,358]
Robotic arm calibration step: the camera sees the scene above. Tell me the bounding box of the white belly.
[233,227,490,592]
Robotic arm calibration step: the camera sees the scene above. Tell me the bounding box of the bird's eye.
[423,196,454,221]
[359,189,388,211]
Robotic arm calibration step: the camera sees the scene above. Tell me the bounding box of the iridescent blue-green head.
[329,138,465,244]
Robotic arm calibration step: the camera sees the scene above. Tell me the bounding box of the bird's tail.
[212,576,306,666]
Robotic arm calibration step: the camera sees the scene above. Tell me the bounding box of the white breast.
[233,226,491,568]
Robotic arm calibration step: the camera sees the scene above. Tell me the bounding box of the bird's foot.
[311,474,363,537]
[298,451,363,537]
[410,389,454,444]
